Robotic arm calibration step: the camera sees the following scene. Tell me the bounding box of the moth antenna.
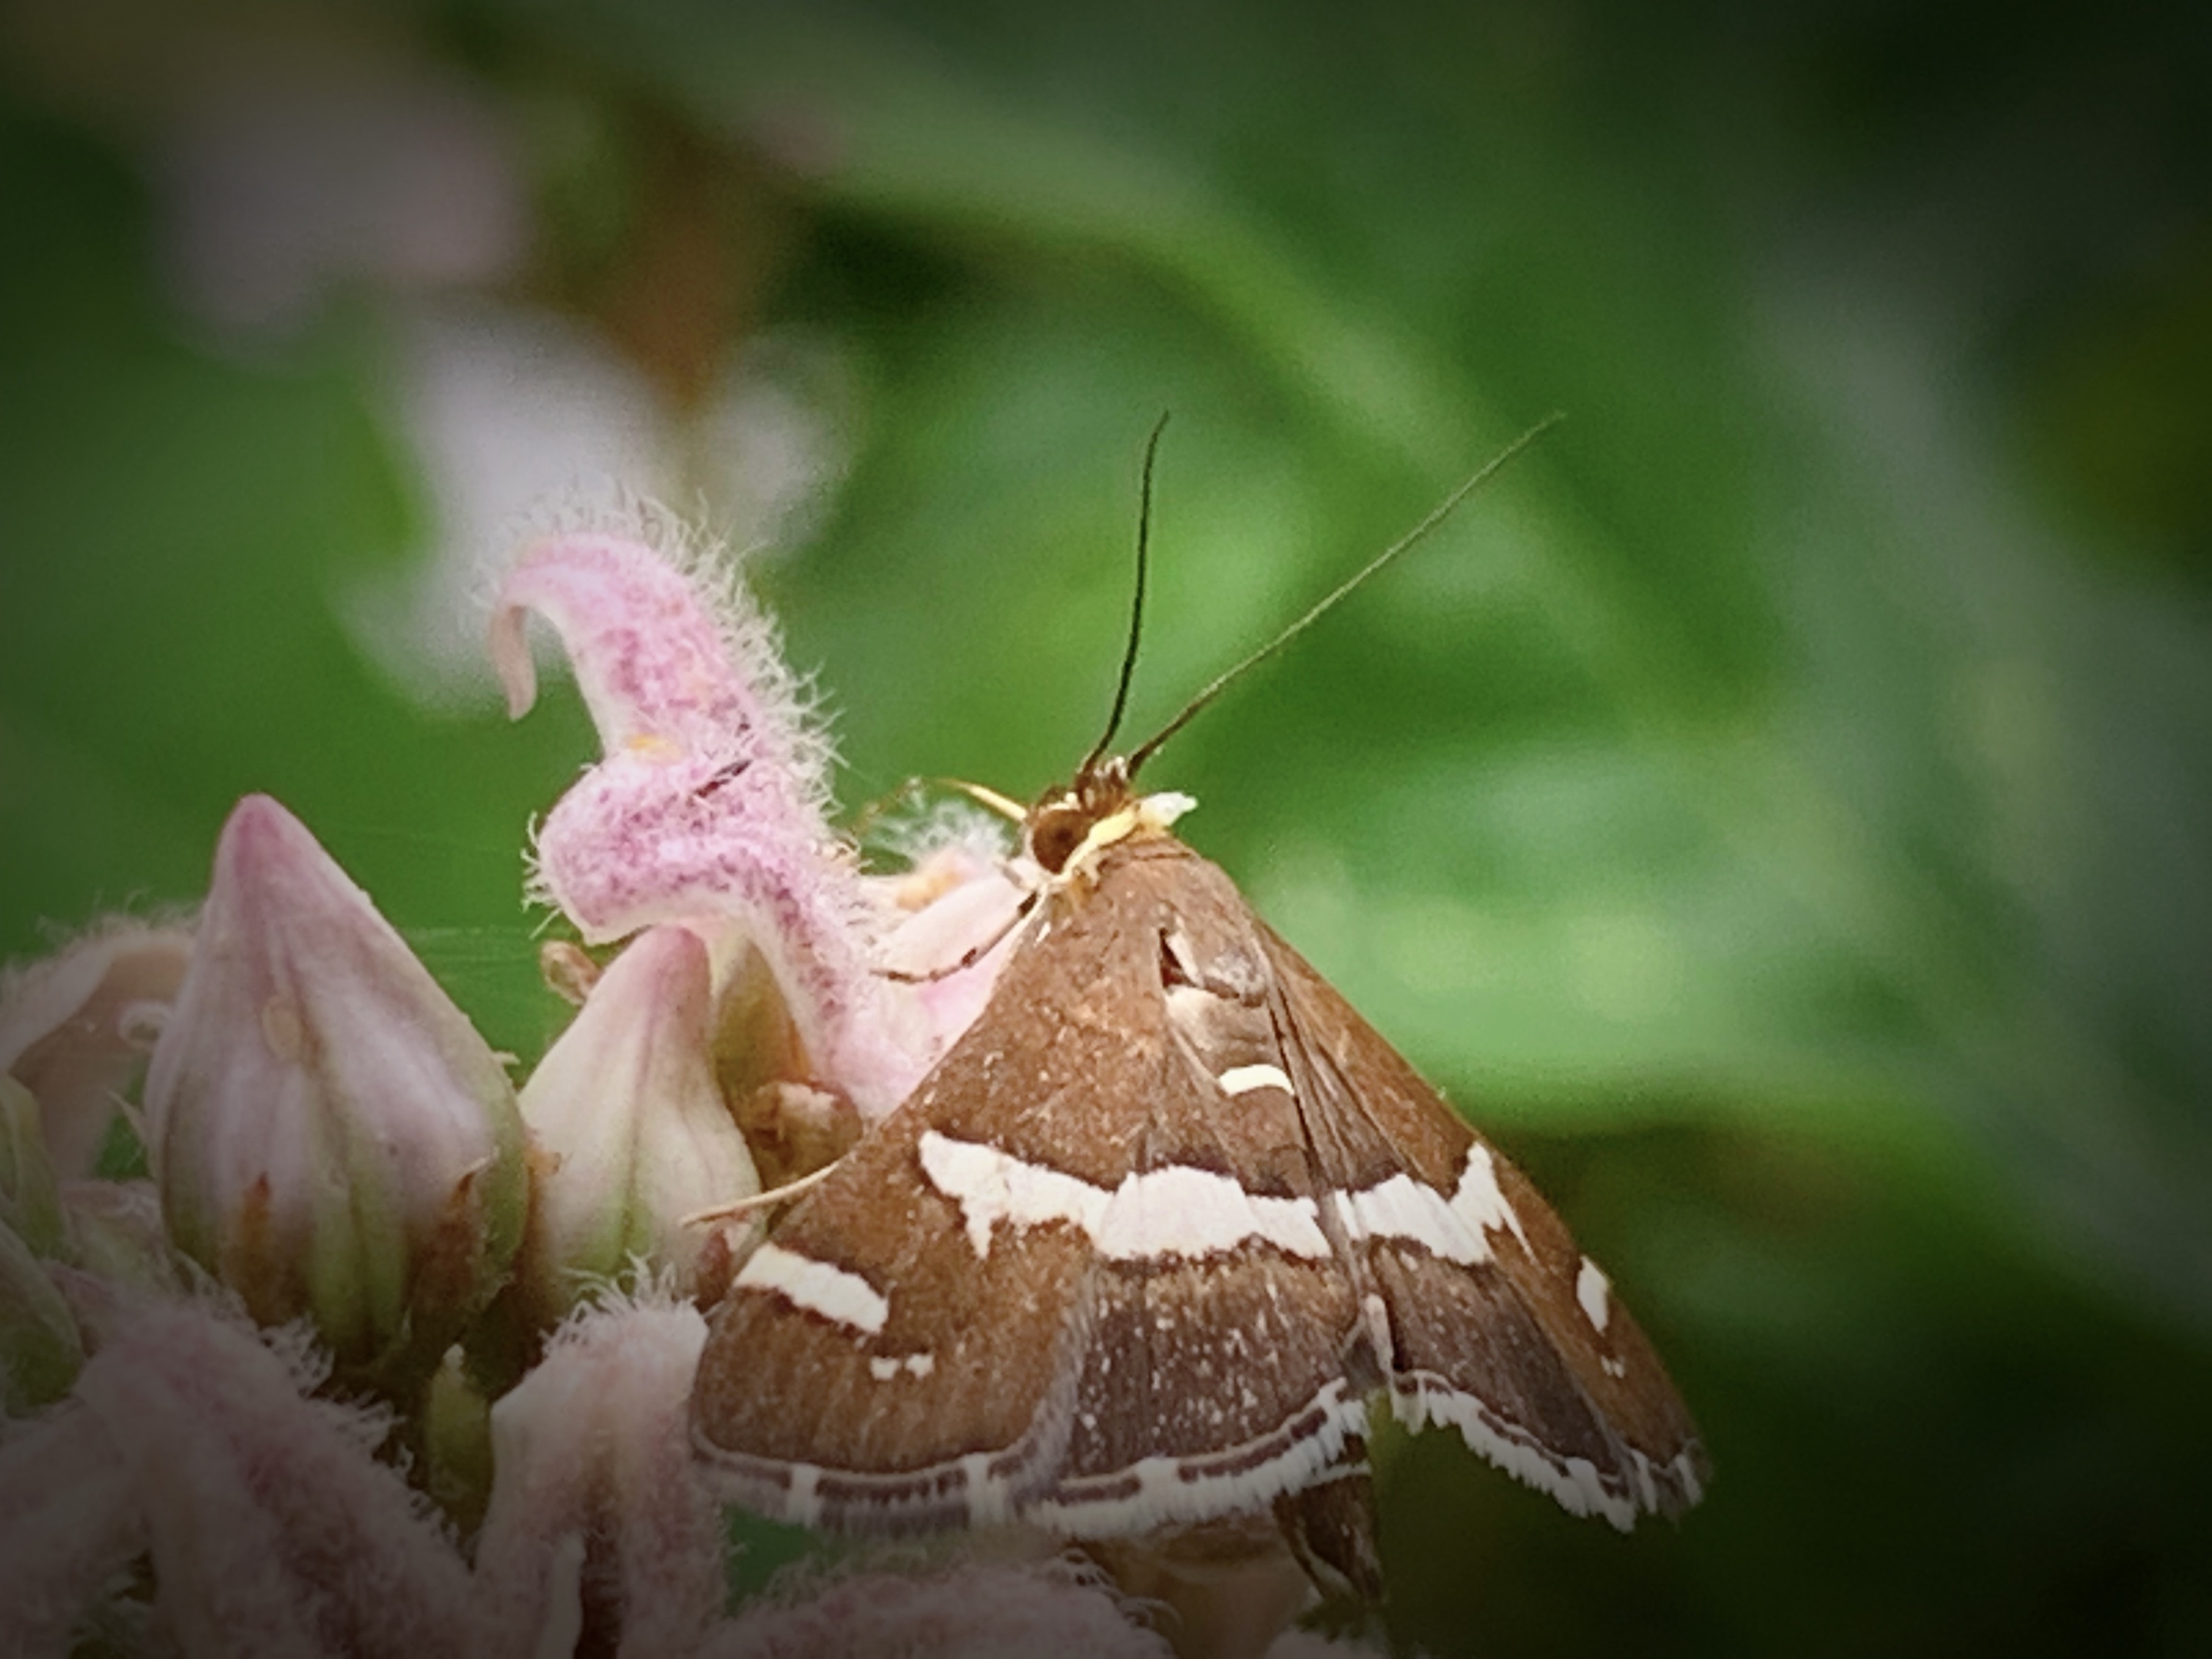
[947,779,1029,823]
[1078,410,1173,781]
[1126,411,1565,779]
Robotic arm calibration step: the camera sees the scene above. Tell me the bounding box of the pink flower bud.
[517,926,762,1317]
[58,1295,475,1657]
[144,796,528,1383]
[704,1559,1176,1659]
[0,1388,141,1653]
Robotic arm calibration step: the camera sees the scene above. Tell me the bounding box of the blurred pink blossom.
[2,1290,472,1659]
[160,67,525,339]
[705,1558,1174,1659]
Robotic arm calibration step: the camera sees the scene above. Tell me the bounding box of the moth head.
[1025,756,1134,875]
[1025,757,1197,880]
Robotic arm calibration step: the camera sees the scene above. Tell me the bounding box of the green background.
[4,0,2209,1651]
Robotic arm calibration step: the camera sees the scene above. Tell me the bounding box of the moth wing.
[688,1091,1096,1530]
[1258,922,1710,1527]
[690,873,1161,1532]
[691,838,1361,1537]
[1021,845,1373,1538]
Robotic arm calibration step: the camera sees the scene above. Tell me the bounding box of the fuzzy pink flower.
[0,1388,144,1655]
[489,531,930,1120]
[704,1558,1176,1659]
[2,1290,474,1659]
[472,1292,724,1659]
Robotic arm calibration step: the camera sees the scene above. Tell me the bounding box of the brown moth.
[690,419,1708,1595]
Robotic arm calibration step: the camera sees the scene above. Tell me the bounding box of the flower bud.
[0,920,191,1177]
[144,795,527,1385]
[65,1296,474,1654]
[704,1561,1177,1659]
[0,1212,82,1412]
[0,1075,65,1256]
[517,926,760,1320]
[0,1376,137,1650]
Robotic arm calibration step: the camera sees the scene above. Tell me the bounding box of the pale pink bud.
[517,926,761,1317]
[0,919,192,1177]
[473,1294,724,1659]
[143,796,528,1382]
[489,531,930,1119]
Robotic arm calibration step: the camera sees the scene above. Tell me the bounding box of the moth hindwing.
[690,770,1709,1567]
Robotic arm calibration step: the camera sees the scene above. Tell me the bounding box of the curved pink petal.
[491,533,928,1118]
[488,531,823,795]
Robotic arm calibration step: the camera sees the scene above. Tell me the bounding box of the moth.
[690,418,1708,1597]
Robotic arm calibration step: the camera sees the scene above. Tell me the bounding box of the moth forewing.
[690,816,1707,1558]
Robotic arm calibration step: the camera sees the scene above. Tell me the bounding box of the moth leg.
[879,887,1039,984]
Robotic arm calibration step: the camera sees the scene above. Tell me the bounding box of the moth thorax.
[1025,757,1137,874]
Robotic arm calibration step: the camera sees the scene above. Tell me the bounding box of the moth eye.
[1028,806,1086,874]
